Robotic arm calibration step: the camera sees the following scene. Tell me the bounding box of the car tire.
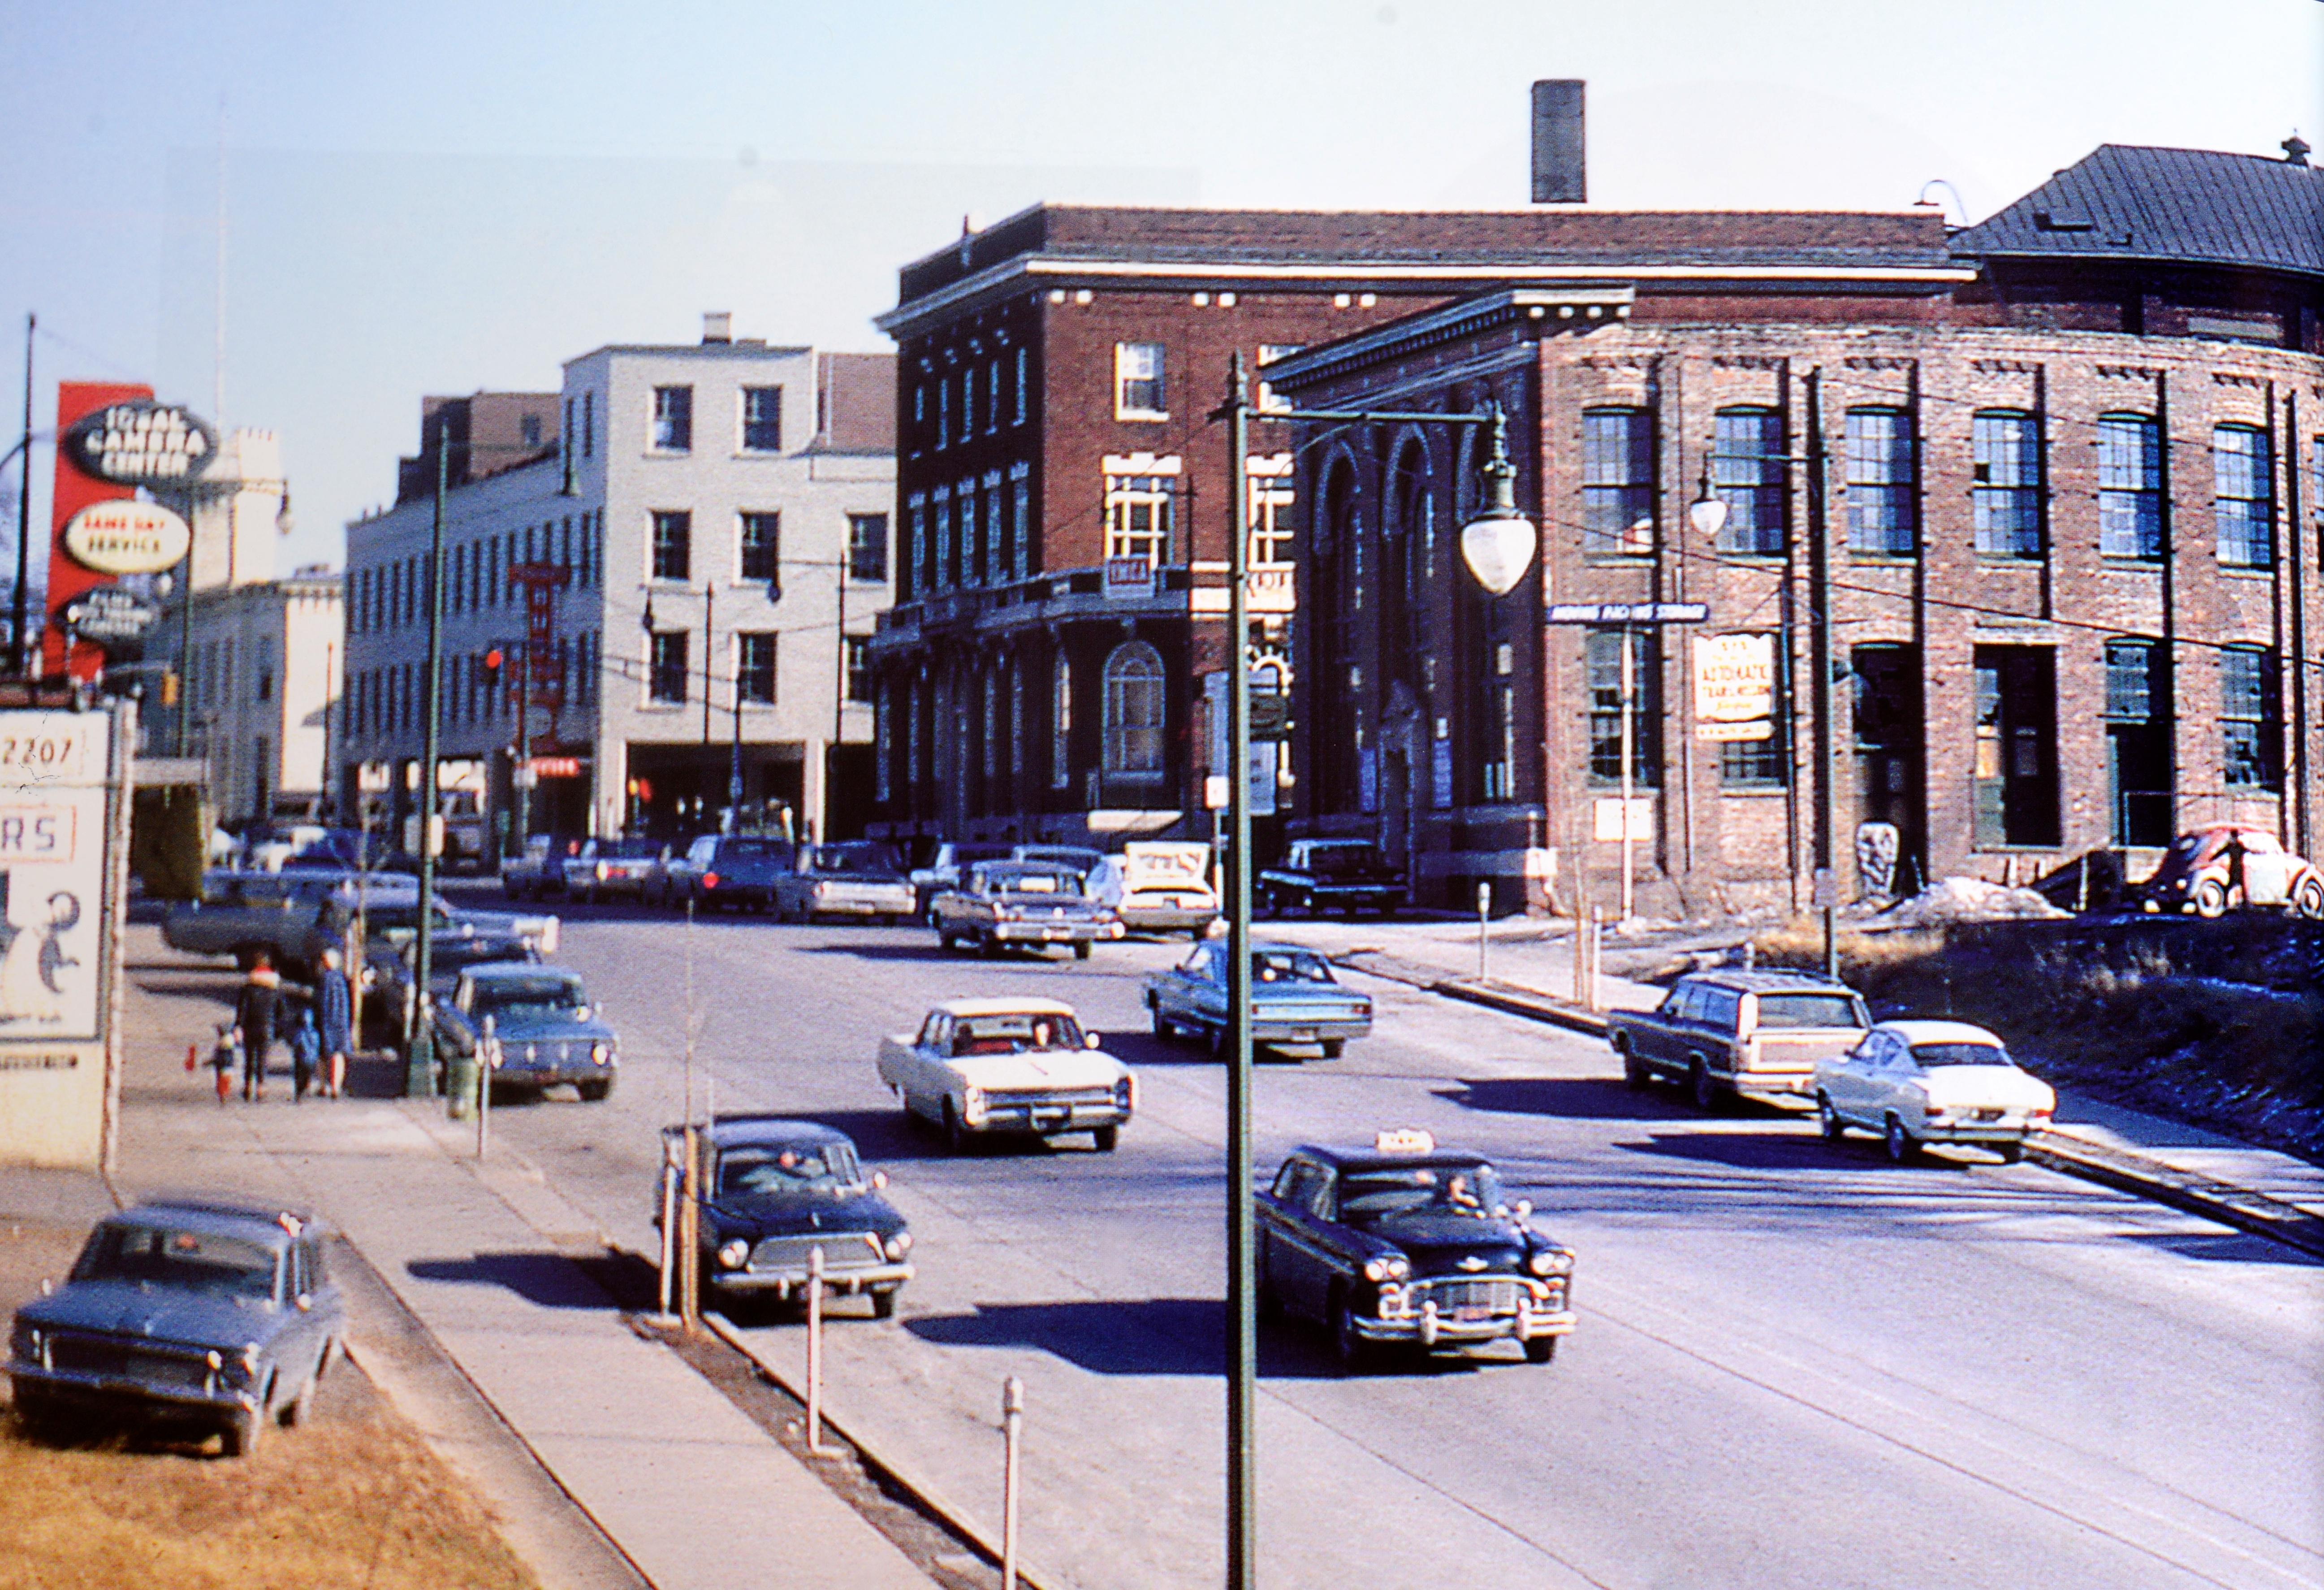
[1523,1334,1559,1365]
[1331,1291,1372,1374]
[1151,1002,1176,1040]
[221,1403,264,1458]
[1320,1039,1346,1059]
[1092,1124,1119,1152]
[870,1288,898,1320]
[2193,878,2230,918]
[1818,1095,1848,1144]
[1256,1250,1283,1323]
[1884,1115,1921,1165]
[2296,877,2324,921]
[279,1370,316,1428]
[1995,1140,2026,1165]
[924,904,943,931]
[1688,1058,1724,1113]
[578,1079,613,1102]
[1073,941,1092,961]
[11,1385,59,1441]
[942,1099,969,1155]
[978,932,1001,958]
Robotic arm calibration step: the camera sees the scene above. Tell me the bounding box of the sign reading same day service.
[0,706,130,1173]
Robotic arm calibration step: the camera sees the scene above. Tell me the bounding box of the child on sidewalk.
[288,999,321,1103]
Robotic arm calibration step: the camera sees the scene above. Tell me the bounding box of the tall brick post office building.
[1261,142,2322,913]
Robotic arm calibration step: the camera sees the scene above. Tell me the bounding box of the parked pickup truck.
[1605,970,1872,1112]
[1257,839,1406,918]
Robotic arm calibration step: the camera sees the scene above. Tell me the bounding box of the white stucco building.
[341,318,895,848]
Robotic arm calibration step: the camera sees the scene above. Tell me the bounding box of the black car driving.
[658,1117,913,1316]
[1257,1131,1575,1369]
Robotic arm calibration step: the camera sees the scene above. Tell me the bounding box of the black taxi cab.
[1256,1130,1576,1369]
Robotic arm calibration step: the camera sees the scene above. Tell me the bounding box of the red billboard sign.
[45,382,152,680]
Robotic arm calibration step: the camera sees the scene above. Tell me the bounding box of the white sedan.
[1813,1020,2056,1164]
[876,998,1136,1153]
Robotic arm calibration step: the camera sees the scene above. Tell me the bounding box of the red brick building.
[1262,143,2324,911]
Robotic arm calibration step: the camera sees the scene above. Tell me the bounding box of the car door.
[1694,987,1742,1078]
[1855,1033,1908,1124]
[1257,1160,1307,1313]
[1824,1031,1876,1122]
[1276,1161,1339,1319]
[1643,983,1696,1071]
[903,1014,950,1110]
[2240,833,2293,905]
[1193,943,1229,1030]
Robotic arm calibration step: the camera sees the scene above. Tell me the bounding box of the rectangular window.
[933,489,954,590]
[1581,408,1654,556]
[959,485,981,587]
[1973,412,2043,558]
[982,475,1003,585]
[1013,347,1028,425]
[2104,641,2154,722]
[937,377,950,449]
[1584,627,1661,786]
[1105,472,1176,563]
[1115,341,1166,418]
[987,361,1001,434]
[1719,733,1785,787]
[2214,425,2273,568]
[2099,414,2164,559]
[1009,464,1032,578]
[2221,647,2279,788]
[736,632,777,704]
[741,386,782,452]
[649,631,689,704]
[739,512,781,583]
[906,492,928,599]
[1846,408,1917,555]
[1249,453,1296,565]
[848,514,889,582]
[847,637,871,703]
[961,368,976,438]
[1257,344,1304,414]
[1712,408,1785,555]
[582,390,594,457]
[652,511,691,582]
[652,386,693,452]
[876,686,893,804]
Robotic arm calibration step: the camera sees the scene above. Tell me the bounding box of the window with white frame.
[982,472,1004,585]
[740,511,780,584]
[652,511,691,581]
[1248,452,1296,565]
[741,386,782,452]
[737,632,777,704]
[845,637,871,703]
[1013,347,1029,425]
[649,631,688,704]
[652,386,693,452]
[987,361,1001,434]
[1115,342,1166,419]
[1105,461,1178,565]
[1008,464,1032,578]
[933,488,953,591]
[1050,654,1072,788]
[1256,344,1303,413]
[958,485,980,587]
[1102,642,1166,776]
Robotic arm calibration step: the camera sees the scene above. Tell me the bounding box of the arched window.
[1102,642,1167,776]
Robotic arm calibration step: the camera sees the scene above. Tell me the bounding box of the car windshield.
[717,1142,861,1196]
[1304,844,1381,875]
[1912,1042,2013,1068]
[950,1012,1085,1054]
[1754,992,1864,1028]
[981,866,1082,896]
[717,839,789,859]
[1018,848,1101,873]
[1254,950,1334,984]
[1336,1162,1505,1224]
[812,843,902,877]
[473,975,587,1019]
[74,1222,281,1301]
[596,839,661,859]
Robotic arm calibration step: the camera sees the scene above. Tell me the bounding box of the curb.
[700,1310,1050,1590]
[1332,950,2324,1262]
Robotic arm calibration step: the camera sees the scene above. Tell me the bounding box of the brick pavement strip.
[102,928,937,1590]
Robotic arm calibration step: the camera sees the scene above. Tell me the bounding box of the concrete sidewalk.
[1263,914,2324,1242]
[7,931,936,1590]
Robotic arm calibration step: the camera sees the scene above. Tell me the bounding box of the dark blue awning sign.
[1544,602,1709,625]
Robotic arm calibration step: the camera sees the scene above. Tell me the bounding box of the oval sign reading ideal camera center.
[62,499,194,576]
[62,399,217,486]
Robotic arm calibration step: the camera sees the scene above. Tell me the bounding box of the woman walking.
[316,945,354,1100]
[235,953,282,1102]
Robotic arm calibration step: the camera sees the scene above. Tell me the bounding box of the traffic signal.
[160,670,179,706]
[481,646,505,689]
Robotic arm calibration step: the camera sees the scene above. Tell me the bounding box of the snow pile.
[1871,875,2069,928]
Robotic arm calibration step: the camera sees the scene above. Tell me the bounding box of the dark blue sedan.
[441,962,619,1101]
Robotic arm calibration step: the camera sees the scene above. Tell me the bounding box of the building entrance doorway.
[1851,644,1925,892]
[2104,640,2172,846]
[1973,646,2059,849]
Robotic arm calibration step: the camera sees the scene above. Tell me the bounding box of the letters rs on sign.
[0,808,77,862]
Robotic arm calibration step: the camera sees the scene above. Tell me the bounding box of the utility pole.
[514,628,531,855]
[1220,353,1257,1590]
[831,545,847,840]
[12,312,32,677]
[409,442,448,1100]
[1805,368,1838,978]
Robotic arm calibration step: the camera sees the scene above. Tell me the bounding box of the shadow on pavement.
[2124,1229,2322,1266]
[1615,1130,1977,1174]
[793,1107,1106,1164]
[406,1251,618,1309]
[1436,1078,1700,1122]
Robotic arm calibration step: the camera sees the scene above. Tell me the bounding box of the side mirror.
[1084,1031,1102,1049]
[870,1169,889,1190]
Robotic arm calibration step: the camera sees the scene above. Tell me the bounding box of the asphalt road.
[455,891,2324,1590]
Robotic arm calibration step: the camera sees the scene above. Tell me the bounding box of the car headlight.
[717,1239,751,1270]
[10,1323,39,1362]
[1113,1076,1134,1112]
[883,1233,912,1261]
[1528,1248,1573,1277]
[1362,1255,1410,1283]
[591,1042,612,1066]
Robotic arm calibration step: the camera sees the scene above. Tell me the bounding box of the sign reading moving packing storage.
[1693,632,1777,741]
[0,704,131,1174]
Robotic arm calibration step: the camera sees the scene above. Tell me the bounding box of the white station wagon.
[877,998,1136,1153]
[1814,1019,2056,1164]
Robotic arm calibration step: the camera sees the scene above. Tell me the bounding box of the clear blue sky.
[3,0,2318,577]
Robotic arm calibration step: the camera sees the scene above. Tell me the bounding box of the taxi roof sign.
[1374,1128,1436,1154]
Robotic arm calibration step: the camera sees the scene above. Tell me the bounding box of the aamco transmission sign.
[61,500,191,576]
[62,399,216,485]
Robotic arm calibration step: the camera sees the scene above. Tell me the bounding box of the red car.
[2138,824,2324,918]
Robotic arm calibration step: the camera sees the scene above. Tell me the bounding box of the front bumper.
[969,1100,1132,1135]
[1118,905,1219,932]
[989,919,1118,944]
[9,1362,257,1419]
[710,1260,915,1296]
[1353,1277,1576,1347]
[495,1063,616,1088]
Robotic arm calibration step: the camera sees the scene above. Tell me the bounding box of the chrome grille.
[1416,1279,1519,1314]
[747,1232,885,1272]
[49,1334,211,1388]
[985,1087,1115,1109]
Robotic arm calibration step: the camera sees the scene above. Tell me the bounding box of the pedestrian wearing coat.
[234,955,282,1102]
[315,946,354,1100]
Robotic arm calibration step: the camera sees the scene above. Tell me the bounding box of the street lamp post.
[1213,360,1535,1588]
[409,442,449,1102]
